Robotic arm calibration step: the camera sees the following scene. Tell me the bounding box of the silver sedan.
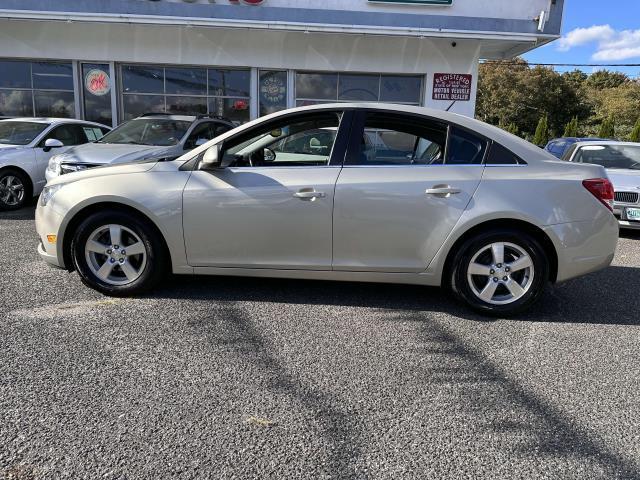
[35,104,619,316]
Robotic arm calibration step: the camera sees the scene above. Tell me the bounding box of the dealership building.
[0,0,564,127]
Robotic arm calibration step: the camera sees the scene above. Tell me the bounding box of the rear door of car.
[332,110,486,273]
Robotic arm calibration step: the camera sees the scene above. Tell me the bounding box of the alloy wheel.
[0,175,25,206]
[84,224,147,286]
[466,241,534,305]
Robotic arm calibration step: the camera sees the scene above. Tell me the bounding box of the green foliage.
[598,115,616,139]
[629,117,640,142]
[498,120,519,135]
[533,114,549,146]
[563,117,579,137]
[477,59,640,140]
[586,70,629,90]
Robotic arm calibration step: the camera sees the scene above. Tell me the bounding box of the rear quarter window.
[485,142,524,165]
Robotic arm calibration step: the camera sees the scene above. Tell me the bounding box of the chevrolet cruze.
[35,104,619,315]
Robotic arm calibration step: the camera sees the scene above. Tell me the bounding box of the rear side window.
[485,142,523,165]
[446,127,487,165]
[348,112,447,166]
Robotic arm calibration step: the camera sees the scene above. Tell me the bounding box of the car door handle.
[294,189,326,200]
[425,185,462,197]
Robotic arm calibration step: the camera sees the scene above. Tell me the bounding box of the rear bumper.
[546,213,619,283]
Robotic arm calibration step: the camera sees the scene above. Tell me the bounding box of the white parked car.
[562,141,640,230]
[36,104,618,316]
[0,118,110,210]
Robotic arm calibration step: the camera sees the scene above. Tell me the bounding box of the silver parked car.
[562,141,640,230]
[0,118,110,210]
[45,113,235,181]
[36,104,618,316]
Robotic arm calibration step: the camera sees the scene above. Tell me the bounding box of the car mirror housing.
[201,143,235,169]
[43,138,64,152]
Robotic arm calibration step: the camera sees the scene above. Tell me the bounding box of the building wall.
[0,20,480,119]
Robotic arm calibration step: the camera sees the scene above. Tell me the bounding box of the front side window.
[42,124,87,147]
[349,112,447,166]
[98,119,191,146]
[222,112,341,167]
[575,145,640,170]
[0,121,49,145]
[184,122,230,150]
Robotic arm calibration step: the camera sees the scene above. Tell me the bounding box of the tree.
[533,114,549,146]
[598,115,616,139]
[563,116,579,137]
[586,70,629,90]
[629,117,640,142]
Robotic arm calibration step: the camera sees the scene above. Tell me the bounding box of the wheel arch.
[61,201,172,272]
[441,218,559,287]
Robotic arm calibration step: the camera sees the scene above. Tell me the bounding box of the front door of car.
[182,110,351,269]
[333,110,486,273]
[35,124,87,186]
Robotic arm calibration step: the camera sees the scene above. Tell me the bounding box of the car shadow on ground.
[0,204,36,221]
[152,261,640,326]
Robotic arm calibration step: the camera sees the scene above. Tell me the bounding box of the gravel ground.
[1,206,640,480]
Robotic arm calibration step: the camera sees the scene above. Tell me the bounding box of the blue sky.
[523,0,640,77]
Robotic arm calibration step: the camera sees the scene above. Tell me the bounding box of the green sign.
[369,0,452,4]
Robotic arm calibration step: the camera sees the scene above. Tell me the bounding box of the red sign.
[432,73,472,101]
[85,69,111,96]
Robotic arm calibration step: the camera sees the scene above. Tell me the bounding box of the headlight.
[40,184,64,207]
[47,155,62,175]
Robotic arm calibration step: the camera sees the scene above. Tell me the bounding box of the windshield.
[576,145,640,170]
[98,119,190,146]
[0,121,49,145]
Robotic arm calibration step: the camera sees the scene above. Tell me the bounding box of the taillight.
[582,178,614,211]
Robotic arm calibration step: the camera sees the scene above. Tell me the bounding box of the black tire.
[71,210,167,296]
[0,168,32,211]
[449,228,549,317]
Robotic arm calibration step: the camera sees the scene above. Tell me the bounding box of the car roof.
[132,115,196,122]
[0,117,111,128]
[204,102,554,164]
[572,141,640,148]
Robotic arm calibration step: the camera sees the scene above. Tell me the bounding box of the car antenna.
[446,100,456,112]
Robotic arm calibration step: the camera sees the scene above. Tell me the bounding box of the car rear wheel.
[0,169,30,211]
[71,210,166,296]
[450,229,549,316]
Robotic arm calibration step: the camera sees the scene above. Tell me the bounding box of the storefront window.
[338,74,379,102]
[259,70,287,116]
[0,59,75,118]
[120,64,251,124]
[296,72,423,106]
[82,63,113,126]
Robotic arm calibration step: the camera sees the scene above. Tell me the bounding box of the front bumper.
[35,202,66,268]
[613,206,640,230]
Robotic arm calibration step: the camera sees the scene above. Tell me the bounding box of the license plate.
[626,207,640,220]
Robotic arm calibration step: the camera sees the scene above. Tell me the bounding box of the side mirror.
[263,148,276,162]
[43,138,64,152]
[201,144,221,169]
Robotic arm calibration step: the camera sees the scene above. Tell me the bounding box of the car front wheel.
[0,169,30,210]
[450,229,549,316]
[71,211,166,296]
